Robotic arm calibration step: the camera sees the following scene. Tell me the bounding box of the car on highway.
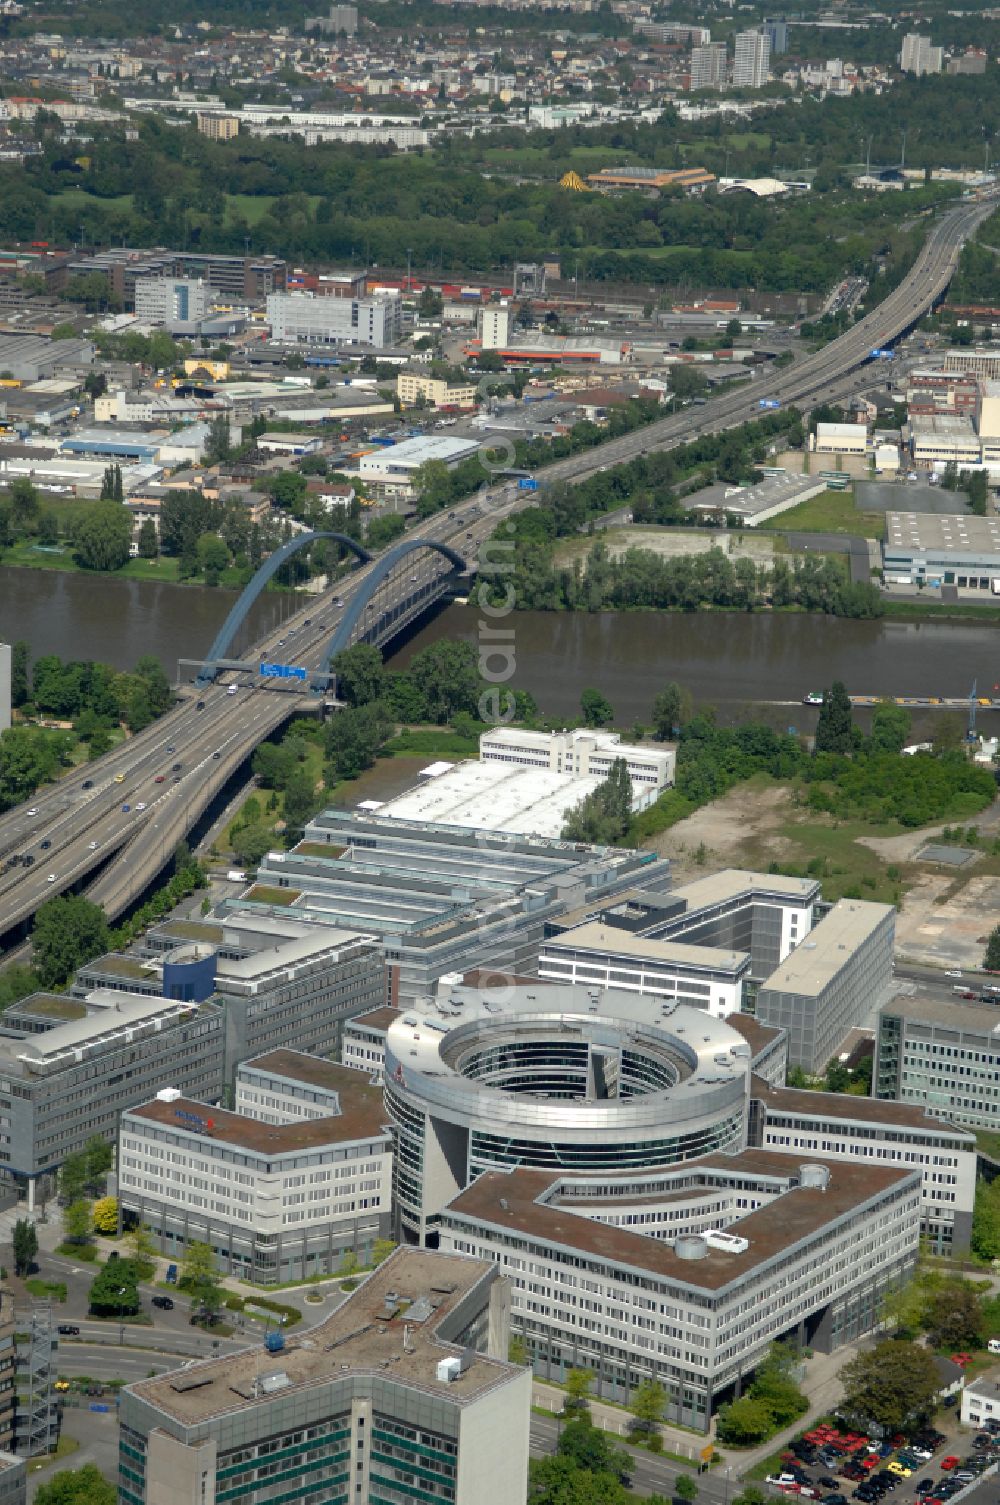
[26,807,37,817]
[227,684,239,695]
[57,1325,79,1337]
[172,762,182,771]
[154,775,165,783]
[40,839,50,850]
[945,970,962,978]
[135,802,147,812]
[122,804,130,813]
[81,779,93,790]
[152,1296,174,1310]
[213,751,221,760]
[196,700,205,710]
[46,873,56,883]
[88,841,99,850]
[114,774,125,784]
[166,745,175,753]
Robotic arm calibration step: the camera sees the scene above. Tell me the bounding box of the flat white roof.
[543,921,749,975]
[358,435,480,472]
[885,510,1000,553]
[376,760,606,839]
[762,899,892,996]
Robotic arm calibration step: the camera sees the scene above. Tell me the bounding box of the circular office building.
[384,981,752,1242]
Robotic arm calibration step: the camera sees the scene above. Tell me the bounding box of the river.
[390,606,1000,732]
[2,568,999,732]
[0,566,292,674]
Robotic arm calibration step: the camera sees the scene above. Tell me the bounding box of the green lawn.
[976,1130,1000,1161]
[1,542,249,588]
[224,193,321,225]
[51,188,134,212]
[382,727,481,759]
[759,488,886,541]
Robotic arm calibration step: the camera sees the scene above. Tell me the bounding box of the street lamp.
[118,1285,128,1347]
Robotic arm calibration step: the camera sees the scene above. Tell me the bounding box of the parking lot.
[767,1421,1000,1505]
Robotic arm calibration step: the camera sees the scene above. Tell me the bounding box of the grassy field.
[224,193,321,225]
[884,598,1000,621]
[51,188,134,212]
[2,541,250,589]
[760,488,886,541]
[382,727,481,760]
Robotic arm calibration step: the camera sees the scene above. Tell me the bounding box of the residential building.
[875,992,1000,1135]
[0,991,225,1210]
[479,303,510,351]
[118,1076,392,1283]
[397,372,477,410]
[753,899,895,1072]
[439,1151,920,1430]
[479,727,675,797]
[327,3,358,33]
[266,291,402,348]
[689,43,728,91]
[133,276,211,326]
[196,112,238,140]
[341,1008,400,1078]
[538,922,750,1019]
[901,33,943,75]
[118,1249,531,1505]
[382,981,753,1243]
[732,30,771,88]
[749,1077,977,1252]
[250,811,672,1007]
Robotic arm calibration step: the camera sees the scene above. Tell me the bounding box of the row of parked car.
[767,1425,992,1505]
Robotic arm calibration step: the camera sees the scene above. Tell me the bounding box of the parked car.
[151,1296,174,1311]
[165,1264,178,1284]
[57,1325,79,1336]
[940,1459,960,1471]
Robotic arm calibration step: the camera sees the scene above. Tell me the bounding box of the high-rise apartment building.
[689,42,728,90]
[763,17,788,54]
[733,29,771,88]
[900,33,943,75]
[133,276,211,326]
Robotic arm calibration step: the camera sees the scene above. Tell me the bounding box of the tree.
[371,1238,395,1267]
[839,1339,939,1431]
[651,682,690,740]
[669,365,709,400]
[59,1152,89,1206]
[675,1477,699,1505]
[88,1255,140,1316]
[408,640,480,722]
[12,1217,37,1276]
[580,687,614,728]
[31,895,109,988]
[100,464,123,502]
[814,681,854,755]
[137,518,159,559]
[92,1196,119,1236]
[325,702,393,781]
[972,1176,1000,1261]
[35,1464,116,1505]
[7,477,39,532]
[332,644,385,707]
[564,1367,594,1417]
[10,640,28,707]
[63,1199,93,1248]
[338,1249,360,1279]
[84,1134,113,1194]
[984,924,1000,973]
[629,1378,666,1437]
[196,531,229,584]
[870,701,911,756]
[282,766,319,835]
[231,823,276,868]
[925,1282,983,1350]
[562,759,632,844]
[715,1395,777,1445]
[127,1222,158,1280]
[180,1241,221,1301]
[205,413,232,465]
[72,500,133,571]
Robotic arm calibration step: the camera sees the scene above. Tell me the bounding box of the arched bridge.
[197,532,371,683]
[318,537,468,680]
[195,532,469,686]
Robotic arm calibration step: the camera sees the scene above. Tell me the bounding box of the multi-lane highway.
[0,190,994,949]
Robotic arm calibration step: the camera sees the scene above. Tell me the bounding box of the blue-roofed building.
[60,429,160,462]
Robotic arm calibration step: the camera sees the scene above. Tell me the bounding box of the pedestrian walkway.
[530,1378,720,1463]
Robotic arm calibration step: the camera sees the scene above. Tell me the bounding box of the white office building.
[439,1151,920,1430]
[341,1007,400,1078]
[732,30,771,87]
[750,1078,977,1253]
[479,727,675,799]
[118,1078,392,1284]
[266,291,402,348]
[539,922,750,1019]
[133,276,211,326]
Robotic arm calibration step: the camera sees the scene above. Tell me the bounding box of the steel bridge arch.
[320,536,469,673]
[197,532,372,683]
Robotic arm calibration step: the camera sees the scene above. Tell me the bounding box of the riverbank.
[2,540,250,589]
